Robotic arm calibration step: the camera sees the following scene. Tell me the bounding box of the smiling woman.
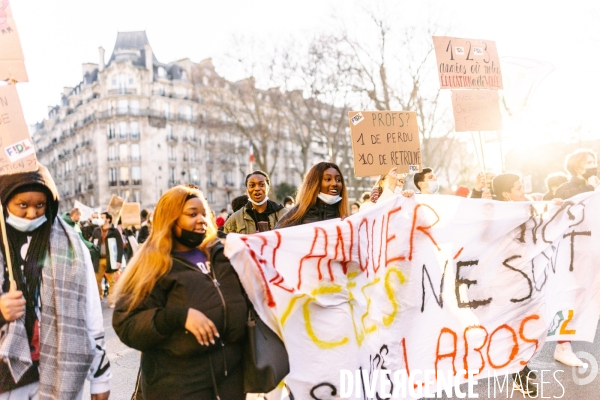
[223,170,287,234]
[275,161,349,228]
[113,185,248,400]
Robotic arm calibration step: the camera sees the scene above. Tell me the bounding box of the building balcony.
[130,155,140,161]
[132,179,141,186]
[167,135,178,143]
[120,180,130,186]
[208,181,217,187]
[108,181,117,187]
[88,183,94,190]
[130,132,140,140]
[108,88,137,95]
[107,135,117,141]
[168,156,177,162]
[118,133,128,140]
[107,157,118,161]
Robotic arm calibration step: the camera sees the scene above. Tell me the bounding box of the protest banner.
[433,36,502,90]
[0,85,36,175]
[74,200,95,222]
[107,194,125,222]
[348,111,421,177]
[120,202,141,229]
[0,0,28,82]
[451,89,503,132]
[225,192,600,399]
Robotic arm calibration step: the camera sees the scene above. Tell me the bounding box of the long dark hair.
[1,200,53,340]
[277,161,348,228]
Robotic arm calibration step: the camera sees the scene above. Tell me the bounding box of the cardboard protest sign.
[0,1,28,82]
[0,85,37,175]
[225,191,600,398]
[120,202,141,229]
[107,194,125,222]
[451,89,503,131]
[433,36,502,90]
[348,111,421,177]
[74,200,95,222]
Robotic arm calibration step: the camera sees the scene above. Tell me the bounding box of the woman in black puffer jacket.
[113,185,247,400]
[276,162,349,228]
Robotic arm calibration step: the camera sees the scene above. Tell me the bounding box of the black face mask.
[583,167,598,180]
[174,227,206,248]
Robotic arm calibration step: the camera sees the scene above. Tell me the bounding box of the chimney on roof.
[99,47,105,71]
[145,44,153,80]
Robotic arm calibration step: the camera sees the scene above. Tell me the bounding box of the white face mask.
[285,203,293,210]
[92,218,104,226]
[6,211,47,232]
[425,181,439,194]
[248,196,269,206]
[318,193,342,205]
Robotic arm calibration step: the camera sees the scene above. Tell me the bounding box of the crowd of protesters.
[0,147,598,399]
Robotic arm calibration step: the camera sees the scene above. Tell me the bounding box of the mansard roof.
[107,31,159,68]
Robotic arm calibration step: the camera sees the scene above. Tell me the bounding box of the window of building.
[164,102,170,118]
[90,195,95,207]
[169,166,175,184]
[166,124,172,137]
[158,67,167,78]
[118,121,128,139]
[207,191,213,203]
[117,99,128,114]
[107,124,116,139]
[190,167,199,185]
[130,100,139,115]
[131,143,140,161]
[133,190,141,203]
[119,144,128,161]
[132,166,141,185]
[120,166,129,185]
[109,168,117,186]
[188,126,195,140]
[130,121,139,139]
[108,145,116,161]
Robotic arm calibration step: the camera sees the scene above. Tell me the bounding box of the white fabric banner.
[225,192,600,399]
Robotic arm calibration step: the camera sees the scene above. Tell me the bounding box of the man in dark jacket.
[92,212,123,307]
[137,209,150,244]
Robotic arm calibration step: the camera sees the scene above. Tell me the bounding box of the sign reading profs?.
[348,111,421,177]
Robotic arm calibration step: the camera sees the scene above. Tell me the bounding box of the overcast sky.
[10,0,600,157]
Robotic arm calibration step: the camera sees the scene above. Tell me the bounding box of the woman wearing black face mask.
[555,149,599,200]
[113,185,247,400]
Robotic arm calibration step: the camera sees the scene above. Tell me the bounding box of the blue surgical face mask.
[6,211,47,232]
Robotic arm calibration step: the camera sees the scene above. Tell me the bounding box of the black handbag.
[243,306,290,393]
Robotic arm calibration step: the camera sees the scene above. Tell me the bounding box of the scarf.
[0,217,94,399]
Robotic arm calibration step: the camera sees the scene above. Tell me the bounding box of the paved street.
[85,301,600,400]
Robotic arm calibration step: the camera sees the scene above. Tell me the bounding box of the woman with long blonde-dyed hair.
[113,185,248,399]
[115,185,217,311]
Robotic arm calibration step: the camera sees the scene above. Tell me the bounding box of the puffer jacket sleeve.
[112,277,176,351]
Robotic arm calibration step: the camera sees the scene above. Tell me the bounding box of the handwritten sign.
[74,200,95,222]
[348,111,421,177]
[225,191,600,398]
[107,194,125,222]
[433,36,502,90]
[120,202,141,229]
[0,1,28,82]
[451,89,503,132]
[0,85,36,175]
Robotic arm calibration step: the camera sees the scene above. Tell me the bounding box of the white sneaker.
[554,342,583,367]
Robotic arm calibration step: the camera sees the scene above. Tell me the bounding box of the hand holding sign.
[348,111,421,177]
